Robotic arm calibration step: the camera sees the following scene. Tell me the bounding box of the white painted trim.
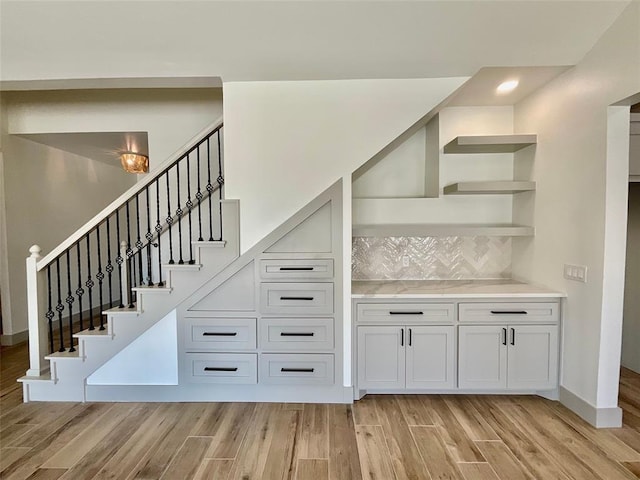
[0,330,29,346]
[559,386,622,428]
[0,152,12,337]
[37,116,224,270]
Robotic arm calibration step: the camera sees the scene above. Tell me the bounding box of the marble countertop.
[352,280,566,298]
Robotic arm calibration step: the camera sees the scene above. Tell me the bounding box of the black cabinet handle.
[203,332,238,337]
[279,267,314,271]
[409,328,412,346]
[401,328,404,346]
[204,367,238,372]
[510,328,516,346]
[280,332,314,337]
[502,328,507,346]
[389,311,423,315]
[281,368,314,373]
[490,310,528,315]
[280,296,314,301]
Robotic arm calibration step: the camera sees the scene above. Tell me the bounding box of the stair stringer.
[20,199,240,402]
[82,179,350,403]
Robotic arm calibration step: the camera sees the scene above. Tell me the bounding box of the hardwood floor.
[1,342,640,479]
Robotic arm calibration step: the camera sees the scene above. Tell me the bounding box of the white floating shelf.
[443,181,536,195]
[443,134,537,154]
[352,224,535,237]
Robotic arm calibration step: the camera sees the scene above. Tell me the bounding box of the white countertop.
[352,280,566,298]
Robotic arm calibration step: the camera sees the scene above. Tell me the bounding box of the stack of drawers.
[183,258,336,387]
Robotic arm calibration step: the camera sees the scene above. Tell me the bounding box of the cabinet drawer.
[459,303,559,324]
[184,318,256,351]
[259,354,334,385]
[260,259,334,280]
[260,318,334,351]
[185,353,257,384]
[260,283,333,315]
[356,303,454,324]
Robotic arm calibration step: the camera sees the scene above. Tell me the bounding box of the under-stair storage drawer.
[184,318,257,351]
[260,318,334,351]
[458,303,559,324]
[260,259,334,280]
[260,283,334,315]
[185,353,257,384]
[259,354,334,385]
[356,303,455,324]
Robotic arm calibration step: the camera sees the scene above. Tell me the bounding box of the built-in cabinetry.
[354,295,561,397]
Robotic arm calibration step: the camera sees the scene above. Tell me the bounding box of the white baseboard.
[559,386,622,428]
[1,330,28,346]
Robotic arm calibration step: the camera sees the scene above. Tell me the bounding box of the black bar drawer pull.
[203,332,238,336]
[490,310,528,315]
[281,368,315,373]
[502,328,507,345]
[279,267,314,271]
[510,328,516,346]
[389,311,423,315]
[204,367,238,372]
[280,332,315,337]
[280,296,314,301]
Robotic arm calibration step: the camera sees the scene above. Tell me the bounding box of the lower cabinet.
[357,325,455,390]
[458,324,559,390]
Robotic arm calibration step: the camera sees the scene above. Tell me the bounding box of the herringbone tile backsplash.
[352,236,512,280]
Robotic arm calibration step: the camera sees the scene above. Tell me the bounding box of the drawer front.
[356,303,455,324]
[459,302,559,324]
[259,354,334,385]
[184,318,257,351]
[260,259,334,280]
[260,318,334,351]
[260,283,333,315]
[185,353,257,384]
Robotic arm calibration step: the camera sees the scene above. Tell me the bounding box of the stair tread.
[162,263,202,270]
[192,240,226,247]
[46,349,81,360]
[18,373,54,383]
[73,328,112,338]
[132,286,172,293]
[103,304,140,315]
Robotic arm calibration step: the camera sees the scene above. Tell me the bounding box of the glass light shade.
[120,153,149,173]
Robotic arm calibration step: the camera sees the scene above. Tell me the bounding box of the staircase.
[19,119,241,402]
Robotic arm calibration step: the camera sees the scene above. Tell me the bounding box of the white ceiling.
[0,1,631,83]
[17,132,149,167]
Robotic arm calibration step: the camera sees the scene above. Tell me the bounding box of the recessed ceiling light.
[497,80,519,94]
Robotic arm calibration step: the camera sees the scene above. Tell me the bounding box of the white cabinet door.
[406,326,455,389]
[507,325,559,390]
[357,326,405,389]
[458,325,507,390]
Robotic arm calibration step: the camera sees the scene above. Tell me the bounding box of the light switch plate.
[564,264,587,283]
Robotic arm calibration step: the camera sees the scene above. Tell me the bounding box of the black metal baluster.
[206,137,214,241]
[166,171,175,264]
[55,258,65,352]
[96,224,105,330]
[46,266,54,353]
[135,194,144,287]
[75,243,84,332]
[125,201,134,308]
[85,233,95,331]
[176,161,184,264]
[106,217,114,311]
[217,129,224,241]
[145,186,154,286]
[186,152,195,264]
[115,210,125,308]
[196,144,203,241]
[65,251,75,352]
[156,178,164,286]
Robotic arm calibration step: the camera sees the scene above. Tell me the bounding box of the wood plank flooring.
[1,342,640,480]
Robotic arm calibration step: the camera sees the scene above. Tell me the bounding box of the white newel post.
[26,245,48,377]
[120,240,130,308]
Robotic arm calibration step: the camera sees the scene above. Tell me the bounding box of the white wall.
[623,183,640,373]
[6,89,223,172]
[512,2,640,413]
[352,106,515,226]
[224,78,468,253]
